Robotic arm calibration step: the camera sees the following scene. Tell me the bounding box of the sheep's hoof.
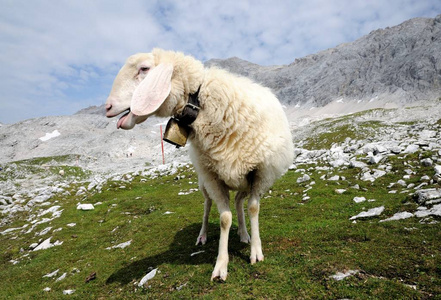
[211,263,228,282]
[250,247,264,264]
[195,233,207,245]
[237,230,251,244]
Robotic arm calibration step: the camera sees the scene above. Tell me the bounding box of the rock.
[330,270,359,281]
[329,159,347,168]
[328,175,340,181]
[43,269,59,278]
[414,189,441,205]
[421,158,433,167]
[106,240,132,250]
[434,165,441,175]
[372,170,386,179]
[414,204,441,217]
[397,179,407,187]
[350,160,367,169]
[138,268,158,287]
[390,146,402,154]
[404,144,419,154]
[368,155,384,164]
[374,145,388,154]
[297,174,311,183]
[350,206,385,220]
[353,196,366,203]
[63,290,75,295]
[335,189,346,194]
[379,211,414,222]
[420,175,430,181]
[77,203,95,211]
[59,170,65,176]
[56,272,67,282]
[33,237,63,251]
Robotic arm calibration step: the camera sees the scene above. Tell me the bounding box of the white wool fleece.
[190,67,293,193]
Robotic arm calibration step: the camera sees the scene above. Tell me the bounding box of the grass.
[1,149,440,299]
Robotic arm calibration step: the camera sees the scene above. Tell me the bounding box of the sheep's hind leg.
[196,186,212,245]
[235,191,250,243]
[248,193,264,264]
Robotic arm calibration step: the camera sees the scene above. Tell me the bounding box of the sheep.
[105,49,294,281]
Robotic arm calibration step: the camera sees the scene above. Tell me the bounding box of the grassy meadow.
[1,148,440,299]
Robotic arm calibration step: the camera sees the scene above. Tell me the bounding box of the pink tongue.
[117,113,128,129]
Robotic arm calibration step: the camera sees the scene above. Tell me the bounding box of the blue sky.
[0,0,440,124]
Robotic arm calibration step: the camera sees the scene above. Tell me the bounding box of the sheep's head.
[105,49,204,130]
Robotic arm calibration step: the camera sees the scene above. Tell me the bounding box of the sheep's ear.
[131,63,173,116]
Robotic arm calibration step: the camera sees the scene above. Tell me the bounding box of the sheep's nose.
[105,103,114,117]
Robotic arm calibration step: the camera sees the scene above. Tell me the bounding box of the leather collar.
[175,85,201,126]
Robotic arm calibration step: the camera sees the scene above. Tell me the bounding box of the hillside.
[0,106,440,298]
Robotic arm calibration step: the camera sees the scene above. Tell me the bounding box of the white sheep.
[105,49,294,281]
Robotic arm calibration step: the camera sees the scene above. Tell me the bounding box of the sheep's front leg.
[196,186,212,245]
[212,200,232,281]
[248,193,264,264]
[235,191,250,243]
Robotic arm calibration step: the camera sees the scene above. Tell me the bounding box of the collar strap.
[175,85,201,126]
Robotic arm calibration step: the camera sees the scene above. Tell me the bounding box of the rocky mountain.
[206,15,441,107]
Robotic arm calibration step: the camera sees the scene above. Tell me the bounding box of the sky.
[0,0,440,124]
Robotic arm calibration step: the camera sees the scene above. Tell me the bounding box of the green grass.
[0,155,91,183]
[1,151,440,299]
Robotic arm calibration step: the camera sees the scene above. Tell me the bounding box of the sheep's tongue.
[117,112,130,129]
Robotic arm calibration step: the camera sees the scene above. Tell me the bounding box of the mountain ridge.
[205,14,441,107]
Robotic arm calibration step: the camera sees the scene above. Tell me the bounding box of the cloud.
[0,0,440,124]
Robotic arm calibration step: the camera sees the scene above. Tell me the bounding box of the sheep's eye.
[140,67,150,73]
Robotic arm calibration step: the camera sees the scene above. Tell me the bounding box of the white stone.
[350,206,385,220]
[330,270,359,281]
[138,269,157,287]
[404,144,419,153]
[369,155,383,164]
[397,180,407,187]
[39,130,61,141]
[353,197,366,203]
[421,158,433,167]
[67,223,76,227]
[43,269,59,278]
[414,204,441,218]
[106,240,132,250]
[421,175,430,181]
[335,189,346,194]
[43,287,51,292]
[297,174,311,183]
[77,203,95,211]
[380,212,414,222]
[38,226,52,236]
[56,272,67,282]
[329,159,346,168]
[350,160,367,169]
[190,250,205,257]
[435,165,441,175]
[33,237,63,251]
[328,175,340,181]
[33,237,54,251]
[63,290,75,295]
[372,170,386,179]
